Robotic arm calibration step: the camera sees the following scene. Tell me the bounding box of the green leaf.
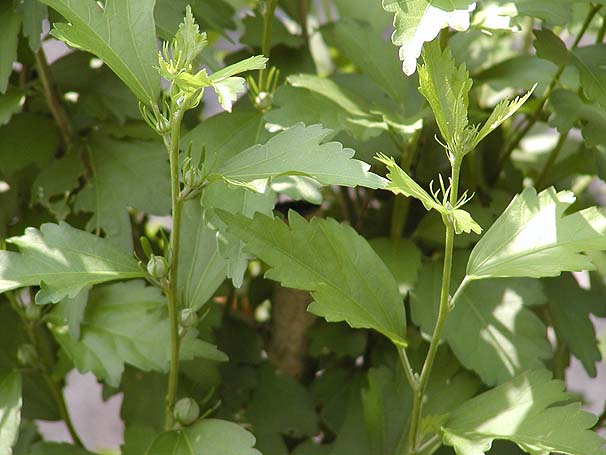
[418,40,473,152]
[20,0,48,52]
[248,365,318,454]
[572,44,606,111]
[533,29,570,67]
[216,210,407,345]
[383,0,476,75]
[369,238,421,295]
[211,123,387,191]
[332,0,391,32]
[361,366,411,455]
[377,154,482,234]
[0,222,145,305]
[544,274,603,377]
[265,80,386,142]
[178,200,227,310]
[0,113,60,177]
[48,281,227,387]
[0,372,21,455]
[55,288,90,340]
[411,256,551,385]
[145,419,261,455]
[322,19,410,105]
[41,0,161,104]
[0,4,21,94]
[0,90,24,127]
[548,89,606,148]
[74,135,171,250]
[442,370,606,455]
[473,86,536,147]
[467,187,606,279]
[202,182,276,288]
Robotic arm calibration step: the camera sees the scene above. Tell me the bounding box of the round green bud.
[180,308,199,328]
[24,304,41,321]
[147,255,169,280]
[17,344,38,367]
[174,397,200,426]
[254,91,273,111]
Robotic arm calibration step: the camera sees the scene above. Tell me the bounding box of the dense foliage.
[0,0,606,454]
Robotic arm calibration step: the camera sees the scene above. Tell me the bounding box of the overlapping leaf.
[74,135,170,250]
[41,0,160,104]
[412,257,551,385]
[48,281,226,386]
[145,419,261,455]
[216,210,407,345]
[442,370,606,455]
[467,187,606,279]
[210,123,387,191]
[0,222,144,304]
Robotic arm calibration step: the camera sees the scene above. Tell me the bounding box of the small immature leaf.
[383,0,476,75]
[0,222,145,304]
[467,187,606,279]
[49,281,226,387]
[0,372,21,455]
[145,419,261,455]
[473,86,535,147]
[442,370,606,455]
[212,123,387,191]
[41,0,161,104]
[377,154,481,234]
[216,210,407,345]
[418,40,472,149]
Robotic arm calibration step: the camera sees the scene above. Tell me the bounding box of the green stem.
[258,0,278,90]
[497,4,601,171]
[404,157,464,454]
[398,347,418,393]
[164,108,186,430]
[7,293,84,447]
[34,48,74,146]
[535,131,568,189]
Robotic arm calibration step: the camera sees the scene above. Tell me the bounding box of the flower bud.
[183,167,203,189]
[147,255,169,280]
[180,308,199,328]
[254,91,273,111]
[17,344,38,367]
[174,397,200,426]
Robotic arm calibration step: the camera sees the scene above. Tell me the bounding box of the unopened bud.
[147,255,169,280]
[174,397,200,426]
[180,308,199,328]
[254,91,273,111]
[183,167,203,189]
